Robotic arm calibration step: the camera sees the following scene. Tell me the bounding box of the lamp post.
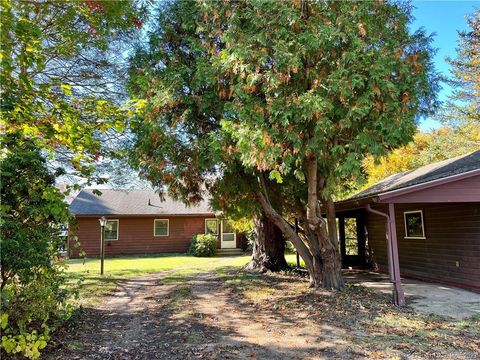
[99,216,107,275]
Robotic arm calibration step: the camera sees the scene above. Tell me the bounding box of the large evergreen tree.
[129,0,438,289]
[440,9,480,126]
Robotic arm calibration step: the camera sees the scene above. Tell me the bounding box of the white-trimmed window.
[205,219,218,235]
[404,210,425,239]
[154,219,169,236]
[104,220,119,241]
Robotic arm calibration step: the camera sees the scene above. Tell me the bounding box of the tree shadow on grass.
[48,273,354,360]
[48,267,479,360]
[214,268,480,359]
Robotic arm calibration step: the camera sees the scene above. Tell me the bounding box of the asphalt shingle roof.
[350,150,480,200]
[69,189,214,216]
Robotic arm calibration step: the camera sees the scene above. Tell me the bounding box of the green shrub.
[188,234,218,257]
[1,139,76,359]
[1,267,76,359]
[285,241,297,254]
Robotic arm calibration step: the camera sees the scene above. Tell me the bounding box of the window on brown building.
[105,220,119,241]
[404,210,425,239]
[154,219,169,236]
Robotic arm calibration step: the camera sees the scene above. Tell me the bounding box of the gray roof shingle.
[69,189,214,216]
[350,150,480,200]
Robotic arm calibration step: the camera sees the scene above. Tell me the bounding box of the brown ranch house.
[68,189,245,257]
[334,150,480,303]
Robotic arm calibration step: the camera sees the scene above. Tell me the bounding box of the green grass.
[65,254,251,304]
[285,253,306,268]
[65,253,304,305]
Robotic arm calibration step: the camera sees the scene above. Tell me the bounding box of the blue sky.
[411,1,477,131]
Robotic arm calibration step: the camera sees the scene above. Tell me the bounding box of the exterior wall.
[366,202,480,290]
[69,216,212,257]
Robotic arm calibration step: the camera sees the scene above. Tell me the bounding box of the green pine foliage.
[440,10,480,126]
[128,1,439,288]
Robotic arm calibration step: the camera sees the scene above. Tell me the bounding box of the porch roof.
[336,150,480,210]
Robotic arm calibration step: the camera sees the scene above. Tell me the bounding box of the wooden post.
[366,204,405,306]
[388,203,405,306]
[295,218,300,268]
[356,213,367,266]
[338,217,346,266]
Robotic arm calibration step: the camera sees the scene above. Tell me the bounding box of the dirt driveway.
[46,266,479,360]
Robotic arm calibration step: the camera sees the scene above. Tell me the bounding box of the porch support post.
[388,203,405,306]
[338,217,346,266]
[366,204,405,306]
[356,212,367,267]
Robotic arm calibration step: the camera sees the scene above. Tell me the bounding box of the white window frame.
[205,218,218,235]
[104,219,119,241]
[154,219,169,237]
[403,210,426,239]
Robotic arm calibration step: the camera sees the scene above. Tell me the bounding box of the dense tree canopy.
[360,9,479,195]
[0,0,144,184]
[0,2,145,357]
[129,0,439,289]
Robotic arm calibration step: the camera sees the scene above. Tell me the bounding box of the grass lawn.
[65,253,251,304]
[285,252,306,267]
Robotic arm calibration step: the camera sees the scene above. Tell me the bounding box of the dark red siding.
[69,216,212,257]
[366,203,480,290]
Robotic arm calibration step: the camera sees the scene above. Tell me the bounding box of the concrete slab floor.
[343,270,480,320]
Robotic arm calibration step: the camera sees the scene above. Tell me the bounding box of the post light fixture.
[99,216,107,275]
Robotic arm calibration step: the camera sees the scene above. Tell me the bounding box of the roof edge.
[377,168,480,202]
[335,168,480,209]
[73,213,217,218]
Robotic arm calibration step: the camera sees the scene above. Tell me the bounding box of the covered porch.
[334,153,480,306]
[343,270,480,320]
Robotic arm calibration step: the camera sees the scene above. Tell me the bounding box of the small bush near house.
[188,234,218,257]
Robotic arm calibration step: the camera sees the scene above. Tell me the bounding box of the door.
[338,215,366,268]
[220,220,236,248]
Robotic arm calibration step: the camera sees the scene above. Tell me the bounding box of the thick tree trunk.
[246,212,287,272]
[255,189,323,287]
[322,198,344,289]
[254,159,344,290]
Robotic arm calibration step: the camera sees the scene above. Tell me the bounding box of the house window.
[154,219,169,236]
[205,219,218,235]
[104,220,119,241]
[404,210,425,239]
